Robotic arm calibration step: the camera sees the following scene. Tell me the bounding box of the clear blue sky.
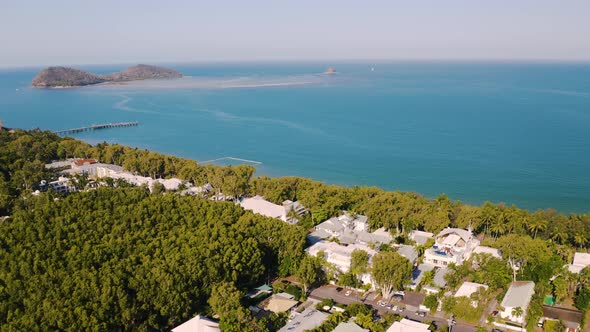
[1,0,589,67]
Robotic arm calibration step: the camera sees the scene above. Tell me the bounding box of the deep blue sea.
[1,62,589,213]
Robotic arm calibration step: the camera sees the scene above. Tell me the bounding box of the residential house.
[171,315,220,332]
[454,282,488,307]
[278,307,329,332]
[568,253,590,274]
[395,245,419,264]
[409,263,435,290]
[386,319,430,332]
[500,281,535,325]
[333,322,369,332]
[308,212,392,246]
[306,241,376,285]
[423,228,480,268]
[261,293,298,314]
[409,230,434,246]
[239,196,306,224]
[473,246,502,259]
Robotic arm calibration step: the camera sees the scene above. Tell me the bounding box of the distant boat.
[371,67,375,72]
[324,67,337,74]
[15,88,19,91]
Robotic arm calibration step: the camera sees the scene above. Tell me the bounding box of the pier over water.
[54,121,138,135]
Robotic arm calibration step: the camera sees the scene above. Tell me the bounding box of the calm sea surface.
[1,62,589,213]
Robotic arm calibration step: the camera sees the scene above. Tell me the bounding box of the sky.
[1,0,589,67]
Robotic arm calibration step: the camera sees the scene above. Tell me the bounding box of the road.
[310,285,478,332]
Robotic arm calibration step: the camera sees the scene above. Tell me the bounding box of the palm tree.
[527,217,547,239]
[574,234,588,249]
[490,218,507,239]
[551,229,569,245]
[511,306,523,319]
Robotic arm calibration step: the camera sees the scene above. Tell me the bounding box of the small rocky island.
[31,64,182,88]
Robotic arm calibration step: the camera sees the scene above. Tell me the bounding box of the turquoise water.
[1,62,589,213]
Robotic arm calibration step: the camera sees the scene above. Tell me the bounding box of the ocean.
[1,62,589,213]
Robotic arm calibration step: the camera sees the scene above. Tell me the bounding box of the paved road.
[310,285,478,332]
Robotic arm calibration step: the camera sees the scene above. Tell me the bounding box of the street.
[310,285,478,332]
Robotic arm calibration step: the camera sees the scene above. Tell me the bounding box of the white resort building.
[454,281,489,307]
[423,228,480,267]
[239,196,306,224]
[308,212,392,245]
[306,240,376,284]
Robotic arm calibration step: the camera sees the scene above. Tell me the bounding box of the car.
[385,304,393,310]
[491,310,499,317]
[394,291,406,296]
[397,306,405,312]
[415,311,426,317]
[379,301,387,307]
[344,290,352,296]
[392,305,398,311]
[392,294,404,301]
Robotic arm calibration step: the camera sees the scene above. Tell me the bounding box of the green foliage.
[423,295,439,312]
[345,302,372,317]
[543,319,564,332]
[315,298,335,311]
[575,287,590,310]
[296,255,325,295]
[306,311,348,332]
[0,188,305,331]
[371,251,413,300]
[272,281,302,301]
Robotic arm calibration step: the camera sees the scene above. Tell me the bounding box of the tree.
[371,251,413,300]
[423,295,438,312]
[511,306,523,319]
[209,282,262,332]
[296,255,324,295]
[350,249,369,280]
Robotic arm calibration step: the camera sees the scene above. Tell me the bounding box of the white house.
[309,212,392,245]
[306,241,376,285]
[500,281,535,325]
[171,315,220,332]
[48,177,75,194]
[278,307,329,332]
[568,253,590,274]
[473,246,502,259]
[423,228,480,267]
[333,322,369,332]
[454,282,489,307]
[386,319,430,332]
[409,230,434,245]
[240,196,306,224]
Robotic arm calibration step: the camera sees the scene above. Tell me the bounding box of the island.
[324,67,337,74]
[31,64,183,88]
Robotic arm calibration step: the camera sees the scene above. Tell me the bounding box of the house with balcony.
[423,228,480,268]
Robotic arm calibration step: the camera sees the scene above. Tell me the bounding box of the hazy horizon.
[2,0,590,67]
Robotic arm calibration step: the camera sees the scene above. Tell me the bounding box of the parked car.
[415,311,426,317]
[491,310,499,317]
[397,306,405,312]
[344,290,352,296]
[377,300,387,306]
[394,291,406,296]
[392,294,404,301]
[385,304,393,310]
[392,305,398,311]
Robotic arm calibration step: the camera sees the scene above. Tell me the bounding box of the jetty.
[54,121,138,135]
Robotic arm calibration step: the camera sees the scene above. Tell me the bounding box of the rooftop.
[573,252,590,267]
[171,315,220,332]
[386,319,430,332]
[333,322,369,332]
[454,281,488,298]
[473,246,502,258]
[262,294,298,313]
[501,281,535,309]
[278,307,329,332]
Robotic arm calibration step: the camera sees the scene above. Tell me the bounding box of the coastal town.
[34,156,587,332]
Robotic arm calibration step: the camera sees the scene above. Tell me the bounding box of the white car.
[344,290,352,296]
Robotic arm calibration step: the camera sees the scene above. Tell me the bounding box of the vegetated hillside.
[31,64,182,87]
[104,64,183,81]
[31,66,107,87]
